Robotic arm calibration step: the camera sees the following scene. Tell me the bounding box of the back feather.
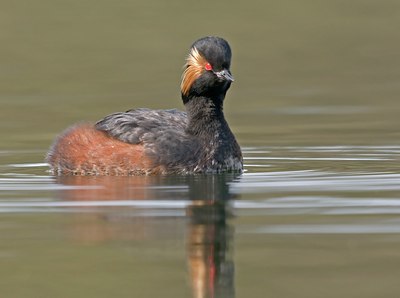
[95,108,188,144]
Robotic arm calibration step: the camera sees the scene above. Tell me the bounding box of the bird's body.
[46,37,242,175]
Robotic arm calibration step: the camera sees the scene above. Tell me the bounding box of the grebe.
[46,36,242,175]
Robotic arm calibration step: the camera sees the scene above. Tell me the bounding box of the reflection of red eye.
[205,63,212,71]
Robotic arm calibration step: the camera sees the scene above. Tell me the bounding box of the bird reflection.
[185,175,236,298]
[57,173,239,298]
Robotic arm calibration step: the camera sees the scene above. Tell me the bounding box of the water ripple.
[241,224,400,234]
[234,172,400,192]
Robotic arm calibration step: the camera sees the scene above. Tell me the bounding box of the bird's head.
[181,36,233,102]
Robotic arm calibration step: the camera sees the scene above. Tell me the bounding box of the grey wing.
[95,108,188,144]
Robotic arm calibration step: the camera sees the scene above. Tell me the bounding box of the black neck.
[184,95,229,137]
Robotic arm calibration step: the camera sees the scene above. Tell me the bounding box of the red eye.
[205,63,212,71]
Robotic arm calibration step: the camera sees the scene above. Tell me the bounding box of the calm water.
[1,0,400,297]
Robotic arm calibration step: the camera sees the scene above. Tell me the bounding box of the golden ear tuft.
[180,47,208,96]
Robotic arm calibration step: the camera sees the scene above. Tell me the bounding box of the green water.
[1,0,400,297]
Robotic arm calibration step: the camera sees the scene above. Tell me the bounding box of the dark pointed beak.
[214,69,234,82]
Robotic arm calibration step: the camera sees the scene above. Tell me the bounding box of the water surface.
[1,0,400,297]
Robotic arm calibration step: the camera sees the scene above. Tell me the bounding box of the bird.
[46,36,242,175]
